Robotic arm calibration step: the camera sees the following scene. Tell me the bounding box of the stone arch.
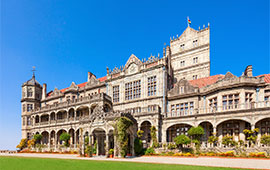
[166,123,192,142]
[40,114,49,123]
[215,117,251,128]
[35,115,40,123]
[199,121,214,143]
[90,103,98,114]
[50,130,56,145]
[56,129,67,145]
[41,131,49,144]
[140,121,152,144]
[68,128,75,145]
[76,105,89,118]
[56,110,67,120]
[68,108,75,119]
[90,127,107,135]
[216,119,251,142]
[92,128,106,156]
[255,117,270,135]
[138,119,154,128]
[50,112,56,121]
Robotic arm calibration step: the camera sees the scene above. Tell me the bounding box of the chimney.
[88,72,96,81]
[42,83,47,100]
[244,65,253,77]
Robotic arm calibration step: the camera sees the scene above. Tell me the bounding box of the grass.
[0,156,249,170]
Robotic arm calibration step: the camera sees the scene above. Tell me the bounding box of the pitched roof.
[257,74,270,83]
[47,76,107,96]
[189,75,225,88]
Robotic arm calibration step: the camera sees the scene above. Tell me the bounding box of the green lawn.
[0,156,248,170]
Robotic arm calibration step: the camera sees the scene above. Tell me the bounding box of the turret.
[21,72,42,139]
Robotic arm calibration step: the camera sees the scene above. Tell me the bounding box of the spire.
[31,66,36,79]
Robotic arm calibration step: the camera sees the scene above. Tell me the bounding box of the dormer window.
[180,44,185,50]
[193,40,198,47]
[180,61,185,67]
[193,57,198,64]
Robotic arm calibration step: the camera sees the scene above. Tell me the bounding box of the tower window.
[27,104,33,112]
[27,88,33,97]
[148,76,157,96]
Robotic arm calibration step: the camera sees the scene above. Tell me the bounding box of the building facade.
[21,24,270,155]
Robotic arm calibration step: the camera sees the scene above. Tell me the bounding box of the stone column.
[96,136,99,156]
[106,134,109,157]
[130,134,135,156]
[114,135,117,157]
[90,134,93,157]
[161,128,167,143]
[48,132,51,149]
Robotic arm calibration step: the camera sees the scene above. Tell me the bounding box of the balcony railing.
[31,93,111,113]
[166,101,270,118]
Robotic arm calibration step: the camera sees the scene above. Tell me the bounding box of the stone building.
[21,24,270,155]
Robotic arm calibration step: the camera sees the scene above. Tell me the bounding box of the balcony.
[31,93,111,113]
[166,101,270,118]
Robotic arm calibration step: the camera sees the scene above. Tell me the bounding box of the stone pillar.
[114,135,117,157]
[96,136,99,156]
[48,132,51,149]
[161,128,167,143]
[106,134,109,157]
[130,134,135,156]
[90,134,93,157]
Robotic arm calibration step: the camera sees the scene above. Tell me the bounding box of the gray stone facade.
[20,24,270,155]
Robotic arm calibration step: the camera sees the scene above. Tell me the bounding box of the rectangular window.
[27,88,33,97]
[193,57,198,64]
[27,117,31,125]
[171,105,175,116]
[113,85,120,102]
[180,44,185,50]
[190,102,194,115]
[193,40,198,47]
[148,76,157,96]
[193,75,198,80]
[23,104,26,112]
[22,117,25,126]
[209,97,217,112]
[125,80,141,100]
[222,94,240,110]
[27,104,33,112]
[180,61,185,67]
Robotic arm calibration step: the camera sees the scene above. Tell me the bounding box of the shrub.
[134,137,143,155]
[93,141,97,154]
[145,147,155,155]
[222,135,236,147]
[243,128,259,146]
[137,130,144,138]
[167,143,177,150]
[260,134,270,146]
[33,134,42,144]
[27,139,36,148]
[16,138,27,150]
[167,151,174,156]
[174,134,191,150]
[59,133,70,147]
[219,151,235,157]
[85,145,92,157]
[108,149,114,155]
[249,152,266,158]
[84,136,89,145]
[208,136,218,145]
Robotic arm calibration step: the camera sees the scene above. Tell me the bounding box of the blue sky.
[0,0,269,150]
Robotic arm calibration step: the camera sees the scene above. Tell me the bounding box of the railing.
[166,101,270,118]
[31,93,111,113]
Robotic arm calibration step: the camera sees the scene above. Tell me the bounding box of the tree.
[33,134,42,144]
[134,130,144,156]
[174,134,191,150]
[59,132,71,147]
[188,126,205,141]
[150,126,158,148]
[222,135,236,147]
[137,130,144,138]
[27,139,36,148]
[243,128,259,146]
[16,138,27,150]
[261,134,270,146]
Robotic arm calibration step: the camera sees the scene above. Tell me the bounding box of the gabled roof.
[47,76,107,96]
[257,74,270,83]
[189,75,225,88]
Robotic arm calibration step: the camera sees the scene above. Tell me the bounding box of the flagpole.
[187,16,190,27]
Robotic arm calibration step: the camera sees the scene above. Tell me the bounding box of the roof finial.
[31,66,36,78]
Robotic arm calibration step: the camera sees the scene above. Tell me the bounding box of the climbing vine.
[114,116,133,157]
[150,126,158,148]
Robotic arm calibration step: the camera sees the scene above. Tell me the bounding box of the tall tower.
[169,23,210,81]
[21,70,42,139]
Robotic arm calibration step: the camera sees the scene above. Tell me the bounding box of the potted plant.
[109,149,114,158]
